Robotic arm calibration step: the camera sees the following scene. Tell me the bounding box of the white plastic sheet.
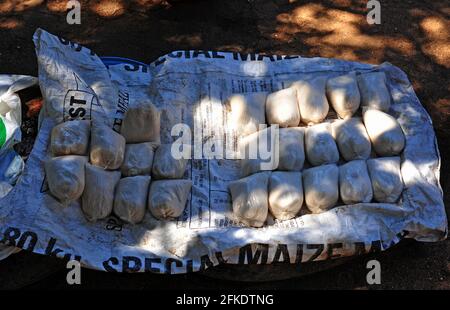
[0,29,446,273]
[0,74,37,261]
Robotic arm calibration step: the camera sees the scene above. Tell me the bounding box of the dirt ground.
[0,0,449,289]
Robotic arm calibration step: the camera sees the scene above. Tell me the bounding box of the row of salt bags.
[332,117,371,161]
[363,109,405,156]
[303,164,339,214]
[45,155,87,205]
[367,156,403,203]
[90,121,126,170]
[339,160,373,204]
[278,127,305,171]
[326,72,360,119]
[293,76,329,125]
[120,142,157,177]
[113,175,151,224]
[269,171,303,220]
[265,87,300,127]
[228,171,270,227]
[305,122,339,166]
[50,120,91,156]
[82,163,121,222]
[152,144,188,179]
[120,100,161,143]
[239,126,279,176]
[148,179,192,220]
[226,92,267,137]
[357,72,391,112]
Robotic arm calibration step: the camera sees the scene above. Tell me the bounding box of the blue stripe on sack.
[99,56,148,67]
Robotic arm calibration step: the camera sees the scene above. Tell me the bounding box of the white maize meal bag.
[339,160,373,205]
[148,179,192,220]
[357,71,391,112]
[81,163,121,222]
[228,172,270,228]
[363,109,405,156]
[45,155,87,205]
[265,87,300,127]
[326,72,360,119]
[303,164,339,214]
[305,122,339,166]
[120,142,157,177]
[367,156,404,203]
[268,171,303,221]
[50,120,91,156]
[113,175,151,224]
[332,117,371,161]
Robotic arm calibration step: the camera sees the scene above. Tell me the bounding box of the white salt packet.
[357,71,391,112]
[152,144,188,179]
[45,155,87,205]
[226,92,267,137]
[81,163,121,222]
[148,179,192,220]
[90,121,126,170]
[269,171,303,221]
[293,76,329,125]
[265,87,300,127]
[120,100,161,143]
[51,120,90,156]
[305,122,339,166]
[332,117,371,161]
[339,160,373,205]
[278,127,305,171]
[239,126,279,177]
[367,157,403,203]
[228,172,270,228]
[113,175,151,224]
[303,164,339,214]
[120,142,157,177]
[363,109,405,156]
[326,72,360,119]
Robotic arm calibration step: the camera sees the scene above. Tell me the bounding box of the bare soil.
[0,0,449,289]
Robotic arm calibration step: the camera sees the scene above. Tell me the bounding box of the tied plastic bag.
[152,144,188,179]
[269,171,303,221]
[120,100,161,143]
[326,72,360,119]
[228,172,270,227]
[226,92,267,137]
[82,163,121,222]
[293,76,329,124]
[278,127,305,171]
[148,179,192,220]
[90,121,126,170]
[303,164,339,214]
[332,117,371,161]
[239,126,279,176]
[339,160,373,204]
[363,109,405,156]
[51,120,90,156]
[265,87,300,127]
[367,156,404,203]
[45,155,87,205]
[114,176,151,224]
[120,142,157,177]
[305,122,339,166]
[357,72,391,112]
